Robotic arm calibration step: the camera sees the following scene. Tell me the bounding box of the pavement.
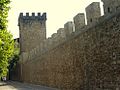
[0,81,59,90]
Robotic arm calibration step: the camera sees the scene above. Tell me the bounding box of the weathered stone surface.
[18,13,47,53]
[18,12,120,90]
[73,13,85,31]
[12,1,120,90]
[101,0,120,15]
[64,21,74,37]
[85,2,101,25]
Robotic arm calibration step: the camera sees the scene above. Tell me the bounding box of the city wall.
[13,1,120,90]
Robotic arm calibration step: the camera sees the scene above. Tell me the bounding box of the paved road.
[0,81,59,90]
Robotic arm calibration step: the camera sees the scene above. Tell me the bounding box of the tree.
[0,0,14,77]
[9,40,19,73]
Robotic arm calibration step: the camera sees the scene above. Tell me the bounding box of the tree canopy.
[0,0,14,77]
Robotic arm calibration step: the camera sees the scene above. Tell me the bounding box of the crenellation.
[19,2,120,63]
[19,13,23,17]
[57,28,64,33]
[51,33,57,38]
[16,1,120,89]
[73,13,85,31]
[18,12,47,22]
[32,13,35,16]
[26,13,29,16]
[38,13,41,16]
[18,12,47,53]
[56,28,67,45]
[52,33,58,43]
[41,13,47,20]
[64,21,74,37]
[51,33,59,46]
[85,2,101,25]
[101,0,120,15]
[57,28,66,39]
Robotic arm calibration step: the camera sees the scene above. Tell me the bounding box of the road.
[0,81,59,90]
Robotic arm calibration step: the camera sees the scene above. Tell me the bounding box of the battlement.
[18,12,47,53]
[18,12,47,24]
[57,28,66,38]
[86,2,101,25]
[17,1,120,90]
[73,13,85,31]
[19,1,120,62]
[101,0,120,15]
[64,21,74,37]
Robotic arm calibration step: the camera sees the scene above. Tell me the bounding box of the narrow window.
[108,7,110,13]
[90,18,92,22]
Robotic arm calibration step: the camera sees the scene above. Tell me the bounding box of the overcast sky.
[8,0,103,38]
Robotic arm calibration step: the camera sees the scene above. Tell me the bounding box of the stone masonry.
[18,13,47,53]
[12,1,120,90]
[73,13,85,31]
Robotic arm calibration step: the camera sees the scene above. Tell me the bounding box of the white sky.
[8,0,103,38]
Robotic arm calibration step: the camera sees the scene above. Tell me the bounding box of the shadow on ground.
[0,81,59,90]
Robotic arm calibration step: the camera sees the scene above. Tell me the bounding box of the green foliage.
[0,0,14,77]
[0,0,10,30]
[9,53,19,71]
[0,30,14,77]
[9,42,19,71]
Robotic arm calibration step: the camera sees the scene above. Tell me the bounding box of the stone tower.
[85,2,101,25]
[101,0,120,15]
[18,13,47,53]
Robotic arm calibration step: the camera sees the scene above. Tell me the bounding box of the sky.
[8,0,103,38]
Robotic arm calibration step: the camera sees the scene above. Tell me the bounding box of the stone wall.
[102,0,120,15]
[19,10,120,90]
[12,1,120,90]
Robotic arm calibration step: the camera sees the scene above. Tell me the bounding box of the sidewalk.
[0,81,7,86]
[8,81,60,90]
[0,81,17,90]
[9,81,59,90]
[0,81,59,90]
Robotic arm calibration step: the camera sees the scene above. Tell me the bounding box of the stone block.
[73,13,85,31]
[85,2,101,25]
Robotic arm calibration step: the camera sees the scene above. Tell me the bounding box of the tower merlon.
[38,13,41,16]
[19,12,45,17]
[85,2,101,25]
[18,13,24,26]
[64,21,74,37]
[101,0,120,15]
[41,13,47,20]
[73,13,85,31]
[18,12,47,25]
[51,33,58,39]
[57,28,66,38]
[19,13,23,17]
[26,13,29,16]
[57,28,64,34]
[32,13,35,16]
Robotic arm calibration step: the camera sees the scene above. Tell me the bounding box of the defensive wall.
[12,1,120,90]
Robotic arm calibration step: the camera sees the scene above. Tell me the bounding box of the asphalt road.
[0,81,59,90]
